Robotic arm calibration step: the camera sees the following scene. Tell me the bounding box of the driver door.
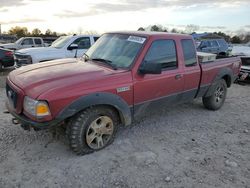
[133,39,184,116]
[66,37,91,58]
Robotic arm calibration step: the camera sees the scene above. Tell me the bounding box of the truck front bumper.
[6,102,62,131]
[239,66,250,81]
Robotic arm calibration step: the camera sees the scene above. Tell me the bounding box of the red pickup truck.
[6,32,241,155]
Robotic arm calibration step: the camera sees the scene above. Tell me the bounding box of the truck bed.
[197,56,241,97]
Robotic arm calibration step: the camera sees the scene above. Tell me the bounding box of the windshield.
[51,36,71,48]
[15,37,24,44]
[85,33,146,68]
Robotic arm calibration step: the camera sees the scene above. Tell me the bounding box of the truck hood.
[16,47,59,56]
[0,43,17,49]
[9,58,127,99]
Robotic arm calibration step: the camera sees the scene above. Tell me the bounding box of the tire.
[202,79,227,110]
[0,62,3,72]
[67,106,119,155]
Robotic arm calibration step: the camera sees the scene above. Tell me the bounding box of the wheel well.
[222,75,231,87]
[95,104,122,124]
[65,104,123,125]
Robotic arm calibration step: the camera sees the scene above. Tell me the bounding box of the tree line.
[3,26,64,38]
[138,24,250,44]
[3,25,250,44]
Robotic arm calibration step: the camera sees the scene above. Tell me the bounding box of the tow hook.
[20,124,31,131]
[3,110,10,114]
[12,118,20,125]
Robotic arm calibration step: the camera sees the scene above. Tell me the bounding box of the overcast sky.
[0,0,250,34]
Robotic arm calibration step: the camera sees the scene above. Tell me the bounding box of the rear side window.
[144,39,177,69]
[181,39,197,67]
[217,39,228,47]
[211,40,219,47]
[34,39,42,45]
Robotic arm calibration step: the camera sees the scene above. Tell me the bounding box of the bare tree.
[31,28,42,36]
[185,24,200,34]
[138,27,145,31]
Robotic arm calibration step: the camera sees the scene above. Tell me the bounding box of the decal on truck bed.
[127,36,146,44]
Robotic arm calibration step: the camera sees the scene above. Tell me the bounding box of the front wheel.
[67,106,119,155]
[202,79,227,110]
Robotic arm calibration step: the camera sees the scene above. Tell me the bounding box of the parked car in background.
[0,37,47,50]
[239,57,250,80]
[232,45,250,80]
[14,35,99,67]
[197,38,230,56]
[6,32,241,155]
[0,48,14,71]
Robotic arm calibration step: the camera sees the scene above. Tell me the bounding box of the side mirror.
[68,44,78,50]
[139,62,162,74]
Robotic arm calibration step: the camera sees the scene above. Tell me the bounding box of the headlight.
[23,96,51,117]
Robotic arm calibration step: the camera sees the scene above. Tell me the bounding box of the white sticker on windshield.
[127,36,146,44]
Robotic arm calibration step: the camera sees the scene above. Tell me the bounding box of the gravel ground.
[0,71,249,188]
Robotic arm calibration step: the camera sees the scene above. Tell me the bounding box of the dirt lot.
[0,70,249,188]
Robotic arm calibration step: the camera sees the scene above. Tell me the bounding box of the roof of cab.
[107,31,192,39]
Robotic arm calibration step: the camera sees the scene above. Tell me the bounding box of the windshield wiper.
[91,58,117,70]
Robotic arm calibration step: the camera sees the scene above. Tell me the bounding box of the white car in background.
[0,37,47,50]
[232,44,250,80]
[14,35,99,67]
[232,45,250,57]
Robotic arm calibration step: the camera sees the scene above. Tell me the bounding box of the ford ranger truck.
[6,32,241,155]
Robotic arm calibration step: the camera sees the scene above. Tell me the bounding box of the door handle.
[175,74,183,79]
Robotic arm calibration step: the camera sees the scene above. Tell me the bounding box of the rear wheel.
[67,106,119,155]
[202,79,227,110]
[0,62,3,72]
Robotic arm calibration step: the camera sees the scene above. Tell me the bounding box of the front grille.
[14,53,32,67]
[241,57,250,66]
[15,54,29,59]
[241,66,250,74]
[6,83,18,108]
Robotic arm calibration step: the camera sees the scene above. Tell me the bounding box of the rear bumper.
[6,101,62,130]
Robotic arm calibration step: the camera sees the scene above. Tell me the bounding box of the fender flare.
[204,67,233,97]
[56,92,132,126]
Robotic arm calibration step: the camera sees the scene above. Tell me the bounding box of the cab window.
[22,38,33,45]
[181,39,197,67]
[144,39,177,69]
[72,37,91,49]
[34,39,42,45]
